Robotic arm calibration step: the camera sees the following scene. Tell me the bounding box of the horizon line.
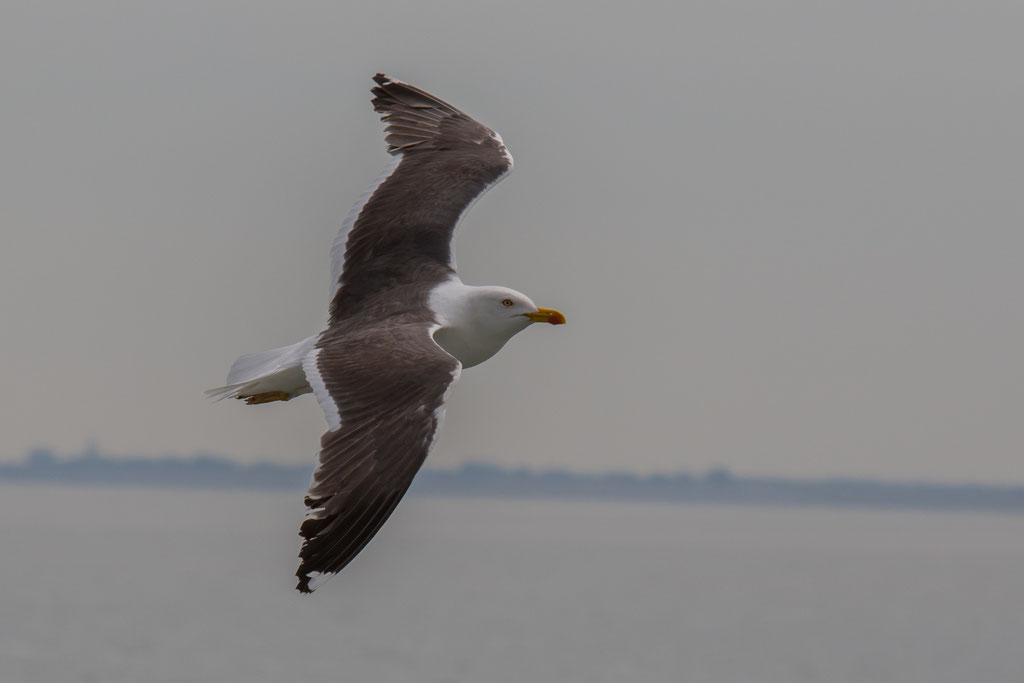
[5,447,1024,491]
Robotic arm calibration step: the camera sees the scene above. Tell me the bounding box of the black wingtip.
[372,72,390,86]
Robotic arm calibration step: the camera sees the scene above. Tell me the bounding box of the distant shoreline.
[3,450,1024,514]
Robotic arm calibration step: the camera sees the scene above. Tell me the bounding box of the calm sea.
[2,484,1022,682]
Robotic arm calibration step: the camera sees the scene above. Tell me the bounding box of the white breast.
[431,325,511,368]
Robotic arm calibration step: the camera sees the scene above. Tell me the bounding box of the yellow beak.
[523,307,567,325]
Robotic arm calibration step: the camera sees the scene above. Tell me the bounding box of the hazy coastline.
[4,449,1023,514]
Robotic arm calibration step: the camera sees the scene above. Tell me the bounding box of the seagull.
[209,74,565,593]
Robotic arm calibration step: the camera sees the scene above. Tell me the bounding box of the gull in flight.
[210,74,566,592]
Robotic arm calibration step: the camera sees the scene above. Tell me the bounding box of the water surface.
[2,484,1022,682]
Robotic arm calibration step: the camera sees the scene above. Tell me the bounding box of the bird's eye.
[501,298,514,307]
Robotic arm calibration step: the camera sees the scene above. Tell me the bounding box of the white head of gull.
[430,280,565,369]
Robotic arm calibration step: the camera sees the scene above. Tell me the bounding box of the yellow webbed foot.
[238,391,293,405]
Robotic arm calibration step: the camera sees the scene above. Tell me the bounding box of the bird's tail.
[206,335,317,401]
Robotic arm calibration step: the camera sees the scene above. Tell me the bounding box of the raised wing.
[328,74,513,320]
[297,320,461,592]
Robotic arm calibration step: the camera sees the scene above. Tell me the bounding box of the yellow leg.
[239,391,293,405]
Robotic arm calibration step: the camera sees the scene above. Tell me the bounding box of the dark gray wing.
[297,320,461,593]
[328,73,513,321]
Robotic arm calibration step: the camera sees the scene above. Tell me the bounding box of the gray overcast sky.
[3,0,1022,482]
